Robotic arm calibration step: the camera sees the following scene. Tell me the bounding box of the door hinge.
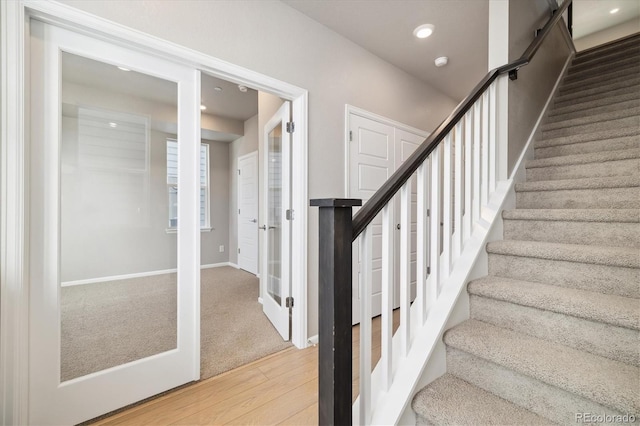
[286,122,295,133]
[238,248,241,253]
[286,296,294,308]
[427,266,431,274]
[427,208,430,217]
[286,209,294,220]
[349,130,353,141]
[238,169,241,175]
[238,209,241,215]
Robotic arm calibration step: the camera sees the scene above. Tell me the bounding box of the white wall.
[574,17,640,51]
[57,0,459,337]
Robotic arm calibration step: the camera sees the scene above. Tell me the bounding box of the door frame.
[0,2,309,424]
[237,150,259,275]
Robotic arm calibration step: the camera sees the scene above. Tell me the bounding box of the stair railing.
[310,1,572,424]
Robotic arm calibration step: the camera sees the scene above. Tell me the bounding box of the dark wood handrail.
[351,0,572,241]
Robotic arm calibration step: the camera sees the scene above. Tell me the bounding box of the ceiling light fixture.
[117,66,130,71]
[200,105,207,111]
[610,7,620,13]
[238,85,248,93]
[214,86,223,92]
[434,56,449,67]
[413,24,435,39]
[109,122,118,128]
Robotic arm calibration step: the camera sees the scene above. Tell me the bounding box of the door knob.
[396,223,401,230]
[250,219,257,223]
[259,225,267,230]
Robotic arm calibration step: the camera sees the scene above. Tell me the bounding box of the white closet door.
[29,21,200,425]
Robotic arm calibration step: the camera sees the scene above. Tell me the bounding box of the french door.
[261,102,292,340]
[29,21,200,425]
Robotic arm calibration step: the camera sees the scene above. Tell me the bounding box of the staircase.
[412,34,640,425]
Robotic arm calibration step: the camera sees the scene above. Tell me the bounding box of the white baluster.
[381,204,393,391]
[359,226,372,425]
[400,181,411,356]
[429,149,440,304]
[473,101,481,227]
[464,111,473,243]
[442,134,452,278]
[489,82,497,193]
[481,91,490,207]
[416,162,428,324]
[453,122,463,261]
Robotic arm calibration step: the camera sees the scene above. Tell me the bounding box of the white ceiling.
[61,53,258,122]
[573,0,640,39]
[283,0,489,101]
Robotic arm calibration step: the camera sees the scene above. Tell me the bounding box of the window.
[166,139,209,230]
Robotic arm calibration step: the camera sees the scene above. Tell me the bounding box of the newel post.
[310,198,362,426]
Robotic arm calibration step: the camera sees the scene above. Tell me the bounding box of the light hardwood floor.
[93,312,399,425]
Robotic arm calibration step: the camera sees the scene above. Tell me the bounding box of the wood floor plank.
[277,402,318,425]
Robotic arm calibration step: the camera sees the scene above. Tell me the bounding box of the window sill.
[165,227,212,234]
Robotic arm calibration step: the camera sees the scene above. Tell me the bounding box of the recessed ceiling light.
[434,56,449,67]
[200,105,207,111]
[214,86,223,92]
[610,8,620,13]
[413,24,435,39]
[117,66,130,71]
[109,122,118,128]
[238,85,248,93]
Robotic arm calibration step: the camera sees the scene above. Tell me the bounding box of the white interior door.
[238,151,259,275]
[261,102,292,340]
[349,112,426,325]
[28,21,200,425]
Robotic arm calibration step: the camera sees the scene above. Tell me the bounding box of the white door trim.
[237,150,259,275]
[0,2,309,424]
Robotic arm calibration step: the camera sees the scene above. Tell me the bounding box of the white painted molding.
[258,297,264,305]
[61,262,234,287]
[0,1,29,424]
[227,262,240,269]
[307,334,319,346]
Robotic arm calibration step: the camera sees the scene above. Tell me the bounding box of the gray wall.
[58,0,459,337]
[574,17,640,51]
[229,113,259,266]
[507,0,573,174]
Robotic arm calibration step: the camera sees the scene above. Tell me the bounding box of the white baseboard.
[258,297,264,304]
[62,262,233,287]
[227,262,240,269]
[307,334,318,346]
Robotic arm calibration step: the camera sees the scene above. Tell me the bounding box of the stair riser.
[470,296,639,366]
[488,253,639,298]
[535,137,639,159]
[516,186,640,209]
[542,117,640,140]
[503,219,640,248]
[560,69,640,95]
[526,158,639,181]
[573,40,640,65]
[567,54,640,80]
[554,77,640,105]
[447,348,633,424]
[542,106,640,131]
[551,90,640,117]
[547,98,640,123]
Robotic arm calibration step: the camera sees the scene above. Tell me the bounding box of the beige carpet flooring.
[61,266,291,382]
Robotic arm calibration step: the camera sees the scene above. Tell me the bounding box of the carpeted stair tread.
[411,373,553,426]
[542,104,640,131]
[573,34,640,62]
[567,54,640,80]
[534,136,639,159]
[546,100,640,124]
[550,88,640,117]
[535,127,640,148]
[515,175,639,192]
[502,208,640,223]
[542,116,640,139]
[560,66,640,94]
[525,148,640,169]
[570,48,640,74]
[443,320,640,414]
[486,240,640,268]
[553,76,640,104]
[468,276,640,330]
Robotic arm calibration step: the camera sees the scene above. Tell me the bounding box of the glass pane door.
[267,124,283,305]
